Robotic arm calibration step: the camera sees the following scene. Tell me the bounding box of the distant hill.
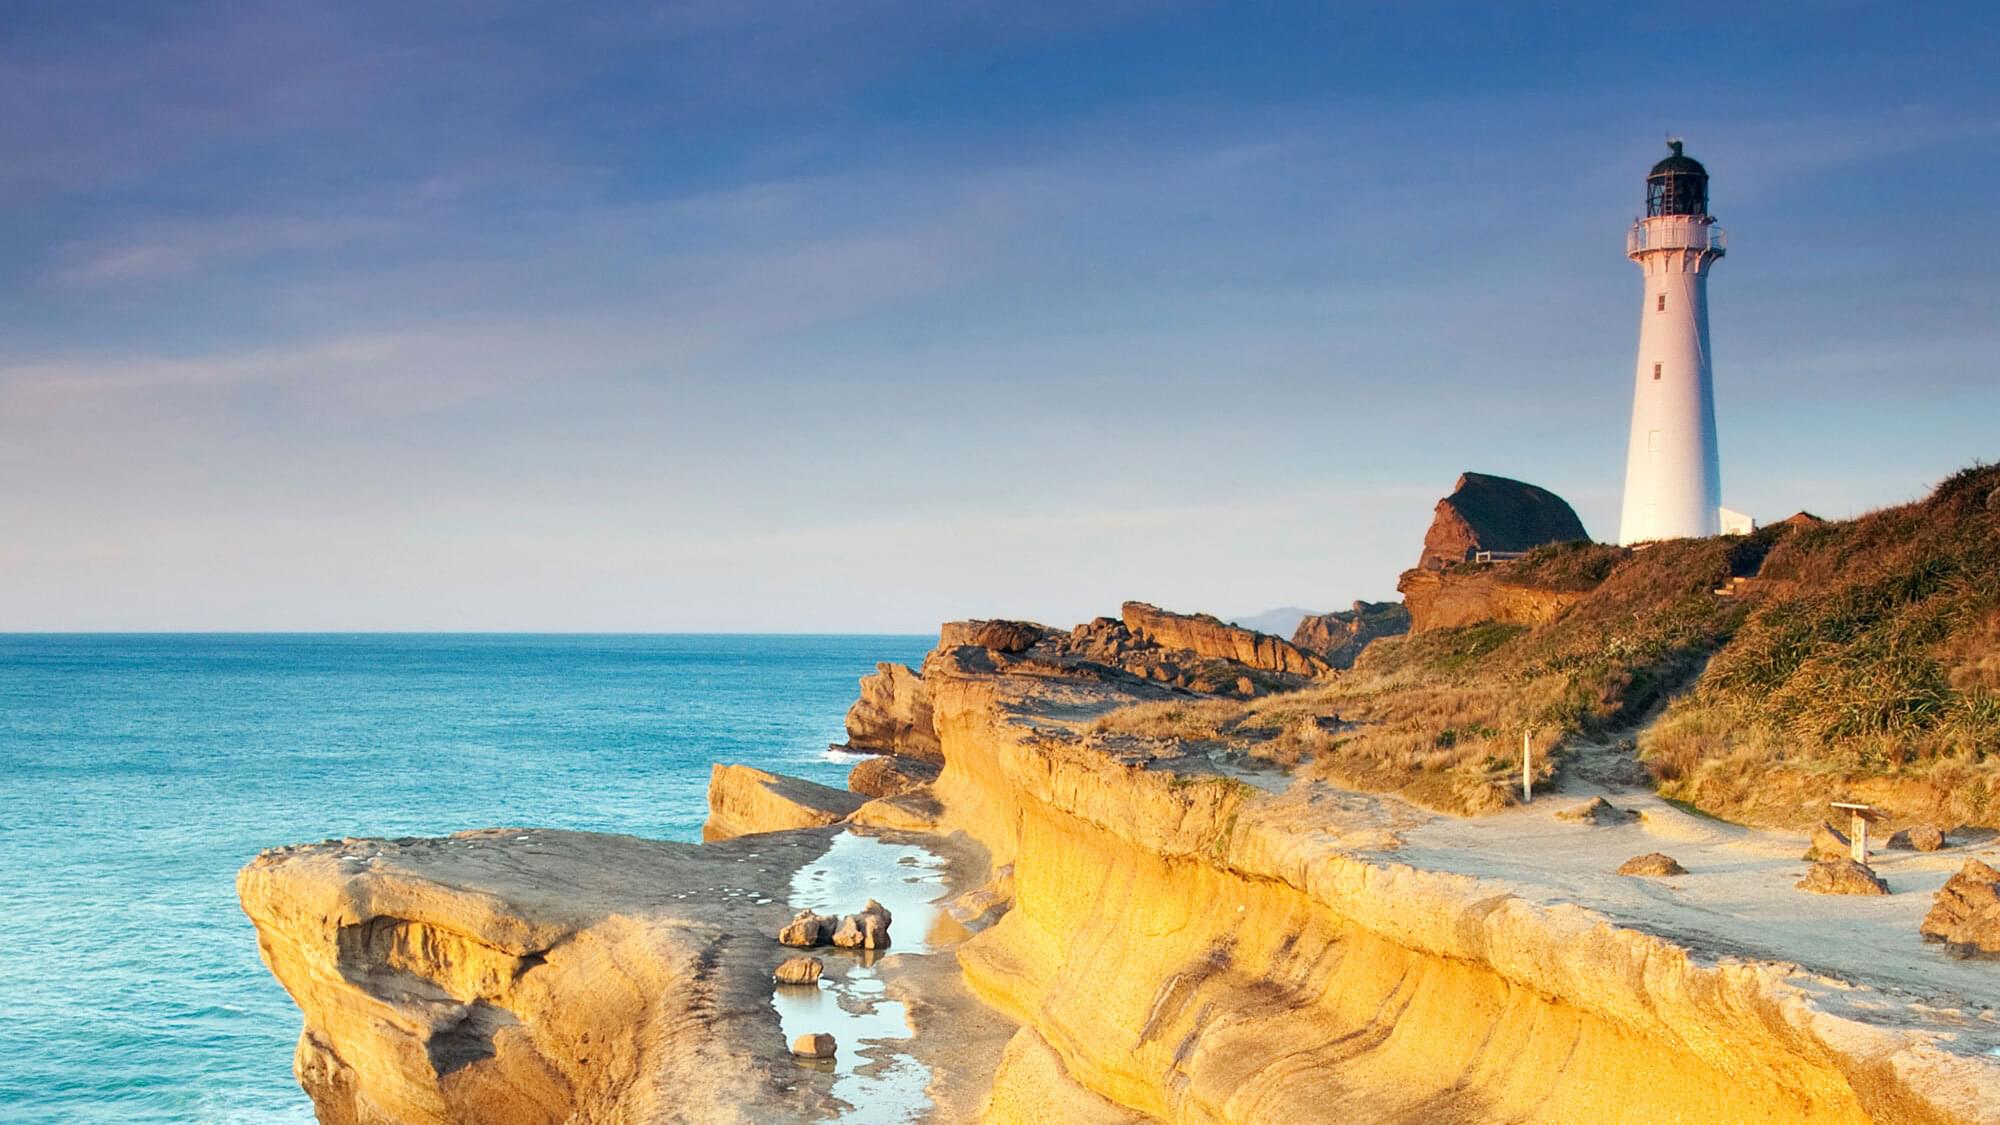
[1228,607,1321,637]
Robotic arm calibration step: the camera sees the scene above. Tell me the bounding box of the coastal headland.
[241,466,2000,1123]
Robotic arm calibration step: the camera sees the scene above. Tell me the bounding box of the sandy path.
[1308,758,2000,1058]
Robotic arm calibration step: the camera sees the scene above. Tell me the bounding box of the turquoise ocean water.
[0,633,929,1123]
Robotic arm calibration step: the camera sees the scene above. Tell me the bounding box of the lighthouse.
[1618,140,1728,545]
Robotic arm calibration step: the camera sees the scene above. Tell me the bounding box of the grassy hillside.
[1094,464,2000,826]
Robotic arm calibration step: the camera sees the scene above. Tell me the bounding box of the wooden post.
[1832,802,1878,864]
[1522,730,1532,803]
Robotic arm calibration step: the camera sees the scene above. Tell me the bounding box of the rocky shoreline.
[242,606,2000,1122]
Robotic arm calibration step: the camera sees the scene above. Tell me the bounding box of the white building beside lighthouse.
[1618,141,1744,545]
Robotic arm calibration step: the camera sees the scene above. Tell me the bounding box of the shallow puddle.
[771,832,951,1122]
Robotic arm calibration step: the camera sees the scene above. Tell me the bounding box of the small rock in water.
[778,910,837,947]
[1617,852,1687,877]
[1555,797,1637,825]
[789,1033,837,1059]
[830,899,893,950]
[773,956,824,985]
[1795,858,1888,896]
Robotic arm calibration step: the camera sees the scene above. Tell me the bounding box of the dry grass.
[1088,464,2000,823]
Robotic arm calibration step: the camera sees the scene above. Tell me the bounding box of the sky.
[2,2,1997,632]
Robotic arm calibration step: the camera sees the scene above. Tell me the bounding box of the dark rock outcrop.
[938,620,1051,654]
[1417,472,1588,571]
[1921,860,2000,958]
[1291,601,1410,669]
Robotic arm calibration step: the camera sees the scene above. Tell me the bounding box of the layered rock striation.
[243,615,2000,1124]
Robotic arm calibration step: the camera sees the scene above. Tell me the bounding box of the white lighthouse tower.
[1618,140,1728,545]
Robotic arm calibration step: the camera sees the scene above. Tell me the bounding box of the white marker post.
[1522,730,1533,803]
[1831,802,1880,864]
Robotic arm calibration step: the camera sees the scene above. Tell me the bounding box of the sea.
[0,633,930,1123]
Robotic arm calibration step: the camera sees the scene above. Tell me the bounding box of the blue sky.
[2,2,1996,631]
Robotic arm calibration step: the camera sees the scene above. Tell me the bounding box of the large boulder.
[1291,601,1411,669]
[1921,860,2000,958]
[1888,825,1947,852]
[1416,472,1589,572]
[1120,602,1331,679]
[1795,859,1888,896]
[702,765,864,842]
[838,662,940,762]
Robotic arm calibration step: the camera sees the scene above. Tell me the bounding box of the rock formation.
[237,829,852,1125]
[938,619,1049,653]
[788,1033,836,1059]
[778,910,837,947]
[1795,859,1889,895]
[1120,601,1330,679]
[702,764,864,842]
[847,755,939,799]
[243,611,2000,1124]
[1289,600,1410,669]
[829,899,892,950]
[773,956,823,985]
[1890,825,1948,852]
[1617,852,1686,876]
[1416,472,1589,571]
[1397,564,1594,633]
[1921,860,2000,958]
[837,662,941,762]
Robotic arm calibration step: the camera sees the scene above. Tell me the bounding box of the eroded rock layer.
[238,828,846,1125]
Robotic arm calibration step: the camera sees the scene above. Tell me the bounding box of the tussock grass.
[1088,463,2000,824]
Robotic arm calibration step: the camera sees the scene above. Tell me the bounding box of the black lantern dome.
[1646,139,1709,218]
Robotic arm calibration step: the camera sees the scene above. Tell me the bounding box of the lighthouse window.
[1653,363,1662,380]
[1656,294,1666,312]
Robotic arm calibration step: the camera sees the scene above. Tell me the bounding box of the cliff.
[839,662,941,761]
[1416,472,1588,571]
[244,612,2000,1123]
